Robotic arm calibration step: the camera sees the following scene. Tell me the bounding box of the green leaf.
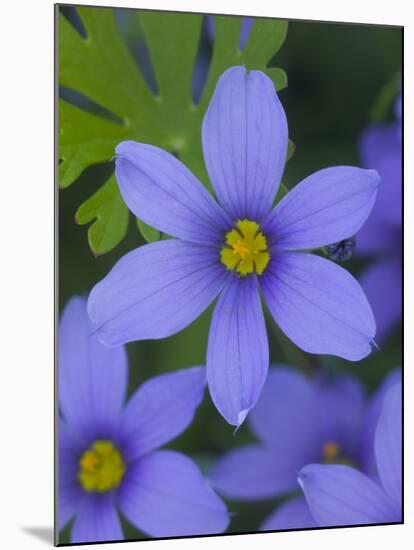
[370,70,401,122]
[136,218,161,243]
[75,174,129,255]
[59,100,127,189]
[59,8,288,253]
[287,139,296,161]
[242,18,288,69]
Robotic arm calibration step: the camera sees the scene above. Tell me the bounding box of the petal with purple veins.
[207,275,268,426]
[299,464,399,526]
[88,240,229,346]
[71,493,123,544]
[263,166,379,251]
[202,66,288,221]
[116,141,231,244]
[261,252,376,360]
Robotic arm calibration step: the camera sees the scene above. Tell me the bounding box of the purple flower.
[299,381,402,526]
[88,66,379,427]
[209,365,400,531]
[357,96,402,341]
[59,297,229,544]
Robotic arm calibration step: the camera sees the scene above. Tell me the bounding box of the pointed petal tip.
[372,339,381,351]
[233,409,250,434]
[367,168,381,185]
[297,464,312,487]
[262,252,376,362]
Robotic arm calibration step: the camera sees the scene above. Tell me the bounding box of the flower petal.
[249,366,322,461]
[263,167,379,250]
[261,252,376,360]
[261,496,317,531]
[314,375,365,459]
[118,367,206,461]
[116,141,231,244]
[59,296,127,438]
[361,369,401,476]
[88,240,228,346]
[359,123,402,228]
[299,464,399,526]
[207,275,268,426]
[355,213,393,255]
[71,493,123,544]
[119,450,229,537]
[202,66,288,221]
[209,444,298,500]
[359,257,402,342]
[375,382,402,510]
[58,420,84,530]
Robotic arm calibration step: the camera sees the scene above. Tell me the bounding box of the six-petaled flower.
[299,380,402,526]
[209,365,401,531]
[88,66,380,427]
[58,297,229,544]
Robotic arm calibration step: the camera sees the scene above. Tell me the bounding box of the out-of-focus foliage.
[370,71,401,122]
[59,7,288,254]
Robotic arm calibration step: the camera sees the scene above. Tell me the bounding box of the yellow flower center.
[322,441,355,467]
[220,220,270,276]
[78,440,125,493]
[322,441,341,462]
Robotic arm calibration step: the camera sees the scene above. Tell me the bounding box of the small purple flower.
[209,366,400,531]
[299,381,402,526]
[88,66,379,427]
[357,96,402,341]
[59,297,229,544]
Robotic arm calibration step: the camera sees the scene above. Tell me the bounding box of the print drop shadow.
[22,526,54,545]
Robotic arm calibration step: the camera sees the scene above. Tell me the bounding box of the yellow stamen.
[78,440,125,493]
[321,441,356,466]
[220,219,270,276]
[322,441,341,462]
[232,239,249,259]
[80,452,99,472]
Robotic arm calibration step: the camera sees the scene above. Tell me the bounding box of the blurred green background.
[58,6,402,542]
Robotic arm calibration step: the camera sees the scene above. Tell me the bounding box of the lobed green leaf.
[75,174,129,255]
[58,7,289,254]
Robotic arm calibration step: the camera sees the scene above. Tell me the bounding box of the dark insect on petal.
[327,237,356,262]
